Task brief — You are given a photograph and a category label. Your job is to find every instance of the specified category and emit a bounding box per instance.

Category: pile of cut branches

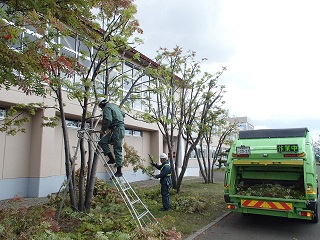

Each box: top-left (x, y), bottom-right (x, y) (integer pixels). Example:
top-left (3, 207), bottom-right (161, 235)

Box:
top-left (236, 183), bottom-right (305, 199)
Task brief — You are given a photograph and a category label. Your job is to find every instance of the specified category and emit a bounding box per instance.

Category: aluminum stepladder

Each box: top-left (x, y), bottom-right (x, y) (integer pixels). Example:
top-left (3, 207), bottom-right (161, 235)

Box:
top-left (78, 128), bottom-right (158, 229)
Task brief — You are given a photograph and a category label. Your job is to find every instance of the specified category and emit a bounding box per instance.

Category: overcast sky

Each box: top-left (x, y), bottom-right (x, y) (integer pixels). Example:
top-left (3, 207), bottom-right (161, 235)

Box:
top-left (133, 0), bottom-right (320, 140)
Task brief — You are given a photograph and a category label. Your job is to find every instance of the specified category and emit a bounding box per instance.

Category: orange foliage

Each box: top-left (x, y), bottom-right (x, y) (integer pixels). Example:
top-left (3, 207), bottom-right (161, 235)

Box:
top-left (2, 33), bottom-right (12, 40)
top-left (39, 55), bottom-right (75, 75)
top-left (1, 28), bottom-right (13, 40)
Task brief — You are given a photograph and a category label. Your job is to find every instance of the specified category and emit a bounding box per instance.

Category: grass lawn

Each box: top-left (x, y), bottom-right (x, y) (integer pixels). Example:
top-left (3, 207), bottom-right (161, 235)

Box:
top-left (0, 177), bottom-right (227, 239)
top-left (135, 179), bottom-right (227, 238)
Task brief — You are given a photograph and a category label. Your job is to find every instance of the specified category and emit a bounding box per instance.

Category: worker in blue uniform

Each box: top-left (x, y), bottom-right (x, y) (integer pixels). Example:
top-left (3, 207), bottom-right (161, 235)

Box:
top-left (151, 153), bottom-right (172, 211)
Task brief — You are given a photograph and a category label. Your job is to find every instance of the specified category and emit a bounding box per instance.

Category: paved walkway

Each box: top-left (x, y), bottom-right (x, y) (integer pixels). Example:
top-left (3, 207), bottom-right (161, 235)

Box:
top-left (131, 176), bottom-right (203, 188)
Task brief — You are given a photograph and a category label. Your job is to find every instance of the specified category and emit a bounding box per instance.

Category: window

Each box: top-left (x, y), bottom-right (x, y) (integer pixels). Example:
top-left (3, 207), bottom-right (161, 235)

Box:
top-left (123, 62), bottom-right (133, 78)
top-left (123, 78), bottom-right (132, 91)
top-left (0, 108), bottom-right (6, 120)
top-left (66, 119), bottom-right (80, 129)
top-left (122, 62), bottom-right (148, 111)
top-left (125, 129), bottom-right (132, 135)
top-left (132, 97), bottom-right (142, 110)
top-left (61, 35), bottom-right (76, 51)
top-left (189, 149), bottom-right (197, 159)
top-left (132, 130), bottom-right (142, 137)
top-left (109, 69), bottom-right (119, 81)
top-left (65, 119), bottom-right (90, 129)
top-left (132, 79), bottom-right (142, 111)
top-left (24, 29), bottom-right (38, 43)
top-left (150, 91), bottom-right (157, 111)
top-left (60, 48), bottom-right (76, 83)
top-left (78, 40), bottom-right (90, 54)
top-left (125, 128), bottom-right (142, 137)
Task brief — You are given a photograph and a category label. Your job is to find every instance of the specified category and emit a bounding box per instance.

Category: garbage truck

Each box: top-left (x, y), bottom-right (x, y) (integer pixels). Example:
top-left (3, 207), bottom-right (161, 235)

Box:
top-left (224, 128), bottom-right (319, 222)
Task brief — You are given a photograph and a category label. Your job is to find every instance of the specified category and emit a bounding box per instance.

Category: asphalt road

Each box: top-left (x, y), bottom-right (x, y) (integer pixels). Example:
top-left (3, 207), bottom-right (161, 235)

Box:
top-left (191, 166), bottom-right (320, 240)
top-left (194, 211), bottom-right (319, 240)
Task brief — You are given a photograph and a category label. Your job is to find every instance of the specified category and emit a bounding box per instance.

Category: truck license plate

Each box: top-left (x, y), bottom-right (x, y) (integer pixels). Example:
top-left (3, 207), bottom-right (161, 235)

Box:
top-left (236, 146), bottom-right (250, 155)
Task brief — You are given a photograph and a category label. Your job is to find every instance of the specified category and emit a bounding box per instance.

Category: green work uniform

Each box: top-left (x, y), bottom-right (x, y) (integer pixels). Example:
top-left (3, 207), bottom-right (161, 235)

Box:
top-left (99, 103), bottom-right (125, 167)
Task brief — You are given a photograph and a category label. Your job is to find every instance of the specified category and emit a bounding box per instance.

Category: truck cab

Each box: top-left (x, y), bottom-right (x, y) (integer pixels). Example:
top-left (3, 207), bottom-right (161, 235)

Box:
top-left (224, 128), bottom-right (319, 222)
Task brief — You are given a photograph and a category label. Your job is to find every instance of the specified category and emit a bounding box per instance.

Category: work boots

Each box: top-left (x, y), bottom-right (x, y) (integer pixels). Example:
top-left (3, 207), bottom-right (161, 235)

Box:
top-left (114, 166), bottom-right (123, 177)
top-left (107, 153), bottom-right (115, 164)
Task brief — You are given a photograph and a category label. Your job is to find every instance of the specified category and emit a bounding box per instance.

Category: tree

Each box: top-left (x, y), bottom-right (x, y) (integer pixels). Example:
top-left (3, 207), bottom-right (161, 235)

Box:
top-left (313, 135), bottom-right (320, 163)
top-left (197, 118), bottom-right (238, 183)
top-left (141, 46), bottom-right (227, 192)
top-left (0, 0), bottom-right (148, 213)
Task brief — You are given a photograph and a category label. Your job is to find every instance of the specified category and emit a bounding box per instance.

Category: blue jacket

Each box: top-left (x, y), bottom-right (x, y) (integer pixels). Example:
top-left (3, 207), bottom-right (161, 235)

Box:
top-left (154, 160), bottom-right (172, 186)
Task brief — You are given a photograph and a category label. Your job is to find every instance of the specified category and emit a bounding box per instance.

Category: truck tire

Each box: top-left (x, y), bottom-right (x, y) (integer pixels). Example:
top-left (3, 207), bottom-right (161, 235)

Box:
top-left (313, 187), bottom-right (319, 223)
top-left (312, 202), bottom-right (319, 223)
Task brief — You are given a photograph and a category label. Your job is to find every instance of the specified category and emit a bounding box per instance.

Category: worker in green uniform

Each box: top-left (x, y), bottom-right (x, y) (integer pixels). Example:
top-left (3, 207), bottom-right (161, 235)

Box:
top-left (97, 97), bottom-right (125, 177)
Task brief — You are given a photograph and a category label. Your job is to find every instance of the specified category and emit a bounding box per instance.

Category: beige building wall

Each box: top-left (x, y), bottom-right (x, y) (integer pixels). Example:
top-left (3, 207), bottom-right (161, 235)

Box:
top-left (0, 132), bottom-right (4, 179)
top-left (3, 120), bottom-right (32, 179)
top-left (0, 87), bottom-right (166, 200)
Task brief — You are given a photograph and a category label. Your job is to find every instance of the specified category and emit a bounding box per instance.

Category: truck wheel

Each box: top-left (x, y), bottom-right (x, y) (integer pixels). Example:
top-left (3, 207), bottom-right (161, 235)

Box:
top-left (313, 187), bottom-right (319, 223)
top-left (312, 202), bottom-right (319, 223)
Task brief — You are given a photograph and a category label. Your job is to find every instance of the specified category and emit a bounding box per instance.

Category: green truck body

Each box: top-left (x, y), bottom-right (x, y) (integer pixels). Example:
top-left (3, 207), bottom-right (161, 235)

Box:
top-left (224, 128), bottom-right (319, 222)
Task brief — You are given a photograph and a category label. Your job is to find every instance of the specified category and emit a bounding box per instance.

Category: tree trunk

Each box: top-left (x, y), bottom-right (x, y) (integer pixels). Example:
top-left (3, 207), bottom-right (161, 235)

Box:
top-left (196, 148), bottom-right (209, 183)
top-left (210, 156), bottom-right (215, 183)
top-left (78, 97), bottom-right (89, 212)
top-left (86, 137), bottom-right (93, 191)
top-left (170, 160), bottom-right (178, 190)
top-left (84, 151), bottom-right (99, 212)
top-left (176, 164), bottom-right (187, 193)
top-left (78, 138), bottom-right (86, 211)
top-left (57, 88), bottom-right (77, 210)
top-left (197, 157), bottom-right (208, 183)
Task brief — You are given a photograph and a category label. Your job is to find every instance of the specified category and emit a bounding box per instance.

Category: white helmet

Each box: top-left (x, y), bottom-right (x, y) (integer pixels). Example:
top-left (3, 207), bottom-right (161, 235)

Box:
top-left (97, 97), bottom-right (107, 107)
top-left (160, 153), bottom-right (168, 159)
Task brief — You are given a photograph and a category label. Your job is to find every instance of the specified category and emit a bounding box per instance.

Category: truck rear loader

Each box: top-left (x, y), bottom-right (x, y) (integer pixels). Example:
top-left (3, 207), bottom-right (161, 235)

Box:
top-left (224, 128), bottom-right (319, 222)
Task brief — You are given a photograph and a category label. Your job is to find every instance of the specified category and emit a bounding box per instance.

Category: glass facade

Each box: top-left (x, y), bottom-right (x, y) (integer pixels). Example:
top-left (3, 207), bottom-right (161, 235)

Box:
top-left (10, 21), bottom-right (158, 114)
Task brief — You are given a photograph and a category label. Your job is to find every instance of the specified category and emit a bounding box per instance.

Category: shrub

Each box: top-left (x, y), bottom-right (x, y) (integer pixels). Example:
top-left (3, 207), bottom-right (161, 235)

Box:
top-left (0, 204), bottom-right (59, 239)
top-left (171, 195), bottom-right (207, 213)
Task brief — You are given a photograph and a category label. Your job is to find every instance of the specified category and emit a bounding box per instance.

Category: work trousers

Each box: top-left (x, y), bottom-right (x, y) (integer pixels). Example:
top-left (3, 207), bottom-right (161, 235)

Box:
top-left (99, 126), bottom-right (125, 167)
top-left (161, 183), bottom-right (170, 210)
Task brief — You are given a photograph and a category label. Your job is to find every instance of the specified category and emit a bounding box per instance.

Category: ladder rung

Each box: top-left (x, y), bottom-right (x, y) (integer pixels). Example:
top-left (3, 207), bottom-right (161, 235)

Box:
top-left (137, 211), bottom-right (149, 220)
top-left (103, 163), bottom-right (114, 168)
top-left (122, 187), bottom-right (131, 192)
top-left (131, 199), bottom-right (140, 205)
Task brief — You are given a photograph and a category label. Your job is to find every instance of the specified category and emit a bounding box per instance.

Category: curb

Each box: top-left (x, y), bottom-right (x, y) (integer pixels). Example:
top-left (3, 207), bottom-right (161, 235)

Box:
top-left (184, 211), bottom-right (231, 240)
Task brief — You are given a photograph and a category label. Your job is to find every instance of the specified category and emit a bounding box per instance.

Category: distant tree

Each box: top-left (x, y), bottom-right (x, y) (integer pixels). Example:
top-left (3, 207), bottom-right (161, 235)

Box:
top-left (141, 46), bottom-right (227, 192)
top-left (197, 112), bottom-right (238, 183)
top-left (313, 135), bottom-right (320, 162)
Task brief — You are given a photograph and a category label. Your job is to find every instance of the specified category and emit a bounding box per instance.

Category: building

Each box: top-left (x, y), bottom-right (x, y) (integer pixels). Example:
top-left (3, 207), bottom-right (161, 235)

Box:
top-left (0, 47), bottom-right (172, 200)
top-left (228, 116), bottom-right (254, 131)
